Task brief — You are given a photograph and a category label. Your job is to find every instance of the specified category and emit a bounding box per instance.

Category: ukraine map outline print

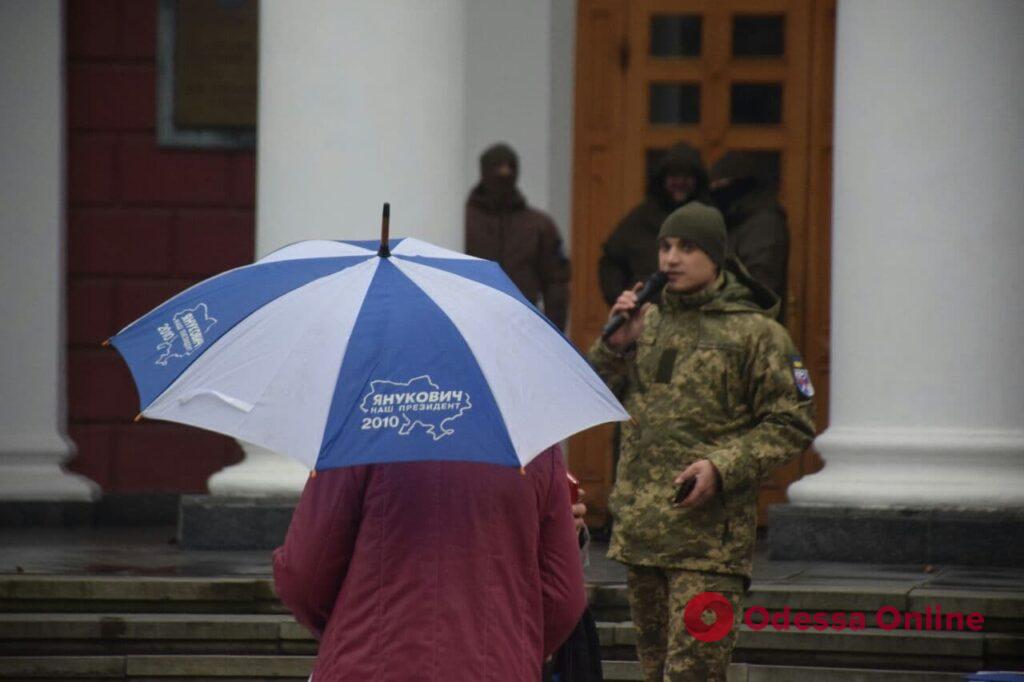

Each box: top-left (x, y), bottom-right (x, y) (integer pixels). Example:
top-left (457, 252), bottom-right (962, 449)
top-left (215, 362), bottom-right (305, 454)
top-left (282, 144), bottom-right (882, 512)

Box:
top-left (359, 375), bottom-right (472, 441)
top-left (155, 303), bottom-right (218, 366)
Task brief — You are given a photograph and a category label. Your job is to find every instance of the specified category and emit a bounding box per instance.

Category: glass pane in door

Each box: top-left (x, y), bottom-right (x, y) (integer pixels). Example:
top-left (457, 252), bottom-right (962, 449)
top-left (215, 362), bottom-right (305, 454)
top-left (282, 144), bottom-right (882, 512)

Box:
top-left (650, 14), bottom-right (702, 57)
top-left (732, 15), bottom-right (785, 57)
top-left (650, 83), bottom-right (701, 124)
top-left (730, 83), bottom-right (782, 124)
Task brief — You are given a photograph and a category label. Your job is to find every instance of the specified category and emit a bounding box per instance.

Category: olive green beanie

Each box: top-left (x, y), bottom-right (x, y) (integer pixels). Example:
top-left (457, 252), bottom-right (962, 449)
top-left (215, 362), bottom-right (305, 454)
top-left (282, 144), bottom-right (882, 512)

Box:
top-left (657, 201), bottom-right (728, 268)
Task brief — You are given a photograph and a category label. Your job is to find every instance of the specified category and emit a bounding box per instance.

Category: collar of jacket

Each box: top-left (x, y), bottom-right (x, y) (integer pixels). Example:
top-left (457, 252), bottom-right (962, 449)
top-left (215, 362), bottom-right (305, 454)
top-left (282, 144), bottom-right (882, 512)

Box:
top-left (660, 272), bottom-right (725, 313)
top-left (467, 183), bottom-right (527, 213)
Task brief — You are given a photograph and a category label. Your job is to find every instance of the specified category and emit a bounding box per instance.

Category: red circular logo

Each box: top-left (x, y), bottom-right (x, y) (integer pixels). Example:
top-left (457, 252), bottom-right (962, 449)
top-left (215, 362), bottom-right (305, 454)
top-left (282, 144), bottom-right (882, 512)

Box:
top-left (684, 591), bottom-right (735, 642)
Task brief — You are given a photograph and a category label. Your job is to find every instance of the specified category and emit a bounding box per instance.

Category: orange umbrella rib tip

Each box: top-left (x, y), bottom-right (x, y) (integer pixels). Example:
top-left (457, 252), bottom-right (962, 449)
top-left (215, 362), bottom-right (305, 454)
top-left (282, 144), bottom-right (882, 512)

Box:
top-left (102, 338), bottom-right (111, 347)
top-left (133, 413), bottom-right (144, 423)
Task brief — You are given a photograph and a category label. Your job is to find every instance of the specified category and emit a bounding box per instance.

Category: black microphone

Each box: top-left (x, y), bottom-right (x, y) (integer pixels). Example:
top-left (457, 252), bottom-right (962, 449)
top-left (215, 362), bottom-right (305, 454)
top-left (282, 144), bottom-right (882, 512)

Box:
top-left (601, 271), bottom-right (668, 340)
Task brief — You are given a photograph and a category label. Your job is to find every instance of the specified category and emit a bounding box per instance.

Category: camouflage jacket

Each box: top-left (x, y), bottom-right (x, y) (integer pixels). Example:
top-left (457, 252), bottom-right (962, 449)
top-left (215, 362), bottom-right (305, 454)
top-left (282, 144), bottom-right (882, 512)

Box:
top-left (588, 258), bottom-right (815, 579)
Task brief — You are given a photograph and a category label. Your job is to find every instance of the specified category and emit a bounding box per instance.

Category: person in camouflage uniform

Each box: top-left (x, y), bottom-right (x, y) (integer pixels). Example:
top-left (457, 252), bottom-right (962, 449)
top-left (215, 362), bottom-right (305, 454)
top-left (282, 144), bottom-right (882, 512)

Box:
top-left (588, 202), bottom-right (815, 681)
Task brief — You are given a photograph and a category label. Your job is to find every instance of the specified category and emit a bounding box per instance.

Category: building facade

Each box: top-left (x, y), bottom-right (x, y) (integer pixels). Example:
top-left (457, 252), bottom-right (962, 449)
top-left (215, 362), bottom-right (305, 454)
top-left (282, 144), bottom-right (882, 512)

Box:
top-left (1, 1), bottom-right (1021, 560)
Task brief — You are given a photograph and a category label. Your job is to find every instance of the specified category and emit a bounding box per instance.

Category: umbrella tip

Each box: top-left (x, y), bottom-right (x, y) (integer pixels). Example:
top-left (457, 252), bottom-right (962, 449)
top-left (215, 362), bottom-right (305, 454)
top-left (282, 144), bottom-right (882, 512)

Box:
top-left (310, 469), bottom-right (317, 478)
top-left (133, 413), bottom-right (143, 423)
top-left (102, 338), bottom-right (111, 347)
top-left (379, 202), bottom-right (391, 258)
top-left (519, 466), bottom-right (526, 476)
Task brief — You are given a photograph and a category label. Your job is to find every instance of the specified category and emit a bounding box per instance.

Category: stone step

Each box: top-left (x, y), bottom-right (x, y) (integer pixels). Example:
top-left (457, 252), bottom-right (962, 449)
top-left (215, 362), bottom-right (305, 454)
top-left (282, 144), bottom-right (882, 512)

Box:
top-left (4, 575), bottom-right (1021, 633)
top-left (0, 654), bottom-right (312, 680)
top-left (0, 577), bottom-right (285, 615)
top-left (598, 621), bottom-right (1023, 672)
top-left (1, 575), bottom-right (1019, 675)
top-left (0, 613), bottom-right (313, 656)
top-left (3, 612), bottom-right (1021, 671)
top-left (0, 656), bottom-right (974, 681)
top-left (604, 660), bottom-right (969, 681)
top-left (588, 582), bottom-right (1024, 633)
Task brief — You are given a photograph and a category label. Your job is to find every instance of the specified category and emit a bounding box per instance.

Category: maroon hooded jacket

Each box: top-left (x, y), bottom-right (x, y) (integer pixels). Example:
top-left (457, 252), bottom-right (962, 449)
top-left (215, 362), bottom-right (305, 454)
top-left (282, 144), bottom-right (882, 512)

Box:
top-left (273, 446), bottom-right (587, 681)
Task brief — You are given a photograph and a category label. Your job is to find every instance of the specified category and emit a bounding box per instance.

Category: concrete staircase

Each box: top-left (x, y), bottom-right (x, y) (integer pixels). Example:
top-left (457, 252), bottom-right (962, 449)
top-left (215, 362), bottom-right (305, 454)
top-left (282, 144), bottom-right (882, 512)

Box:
top-left (590, 581), bottom-right (1023, 680)
top-left (0, 575), bottom-right (1020, 680)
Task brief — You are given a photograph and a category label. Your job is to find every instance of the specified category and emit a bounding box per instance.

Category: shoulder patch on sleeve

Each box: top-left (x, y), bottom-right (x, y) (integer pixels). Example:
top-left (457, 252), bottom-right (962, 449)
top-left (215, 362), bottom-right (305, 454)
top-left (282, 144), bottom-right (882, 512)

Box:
top-left (790, 356), bottom-right (815, 399)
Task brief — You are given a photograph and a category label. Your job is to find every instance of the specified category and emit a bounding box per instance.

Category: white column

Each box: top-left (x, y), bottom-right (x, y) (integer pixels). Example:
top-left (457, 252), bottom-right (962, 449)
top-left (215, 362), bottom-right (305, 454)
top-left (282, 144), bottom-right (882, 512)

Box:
top-left (209, 0), bottom-right (469, 494)
top-left (0, 1), bottom-right (99, 502)
top-left (788, 0), bottom-right (1024, 508)
top-left (461, 0), bottom-right (575, 244)
top-left (547, 0), bottom-right (577, 250)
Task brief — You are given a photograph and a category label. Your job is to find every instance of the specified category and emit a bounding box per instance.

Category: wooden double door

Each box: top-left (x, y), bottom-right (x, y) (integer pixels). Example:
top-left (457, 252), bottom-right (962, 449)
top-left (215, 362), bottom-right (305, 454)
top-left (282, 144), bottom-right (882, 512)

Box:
top-left (569, 0), bottom-right (836, 525)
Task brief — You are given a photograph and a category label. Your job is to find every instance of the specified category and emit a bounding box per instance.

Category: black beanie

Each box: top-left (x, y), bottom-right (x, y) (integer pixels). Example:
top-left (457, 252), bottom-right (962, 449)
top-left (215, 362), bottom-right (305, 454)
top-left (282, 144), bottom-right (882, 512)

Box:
top-left (479, 143), bottom-right (519, 178)
top-left (657, 202), bottom-right (728, 268)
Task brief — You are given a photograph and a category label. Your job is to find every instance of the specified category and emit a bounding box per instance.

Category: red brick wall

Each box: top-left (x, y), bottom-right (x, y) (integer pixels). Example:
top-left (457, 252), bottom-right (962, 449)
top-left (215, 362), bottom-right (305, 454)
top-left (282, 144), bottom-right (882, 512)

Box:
top-left (65, 0), bottom-right (252, 492)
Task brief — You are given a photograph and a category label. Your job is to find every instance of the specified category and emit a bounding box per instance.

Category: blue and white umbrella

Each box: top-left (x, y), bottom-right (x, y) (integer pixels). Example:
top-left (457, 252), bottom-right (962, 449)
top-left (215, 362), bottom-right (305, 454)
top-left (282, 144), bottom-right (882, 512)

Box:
top-left (109, 236), bottom-right (627, 471)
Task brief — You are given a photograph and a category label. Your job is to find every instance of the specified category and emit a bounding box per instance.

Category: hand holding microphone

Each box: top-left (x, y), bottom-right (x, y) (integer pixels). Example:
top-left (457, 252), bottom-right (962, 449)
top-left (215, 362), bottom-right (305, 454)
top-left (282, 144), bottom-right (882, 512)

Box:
top-left (601, 271), bottom-right (667, 350)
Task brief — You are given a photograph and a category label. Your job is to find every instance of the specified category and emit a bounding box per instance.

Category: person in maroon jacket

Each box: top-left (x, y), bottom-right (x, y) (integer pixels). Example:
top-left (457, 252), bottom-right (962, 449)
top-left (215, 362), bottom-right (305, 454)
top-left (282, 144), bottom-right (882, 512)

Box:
top-left (274, 445), bottom-right (587, 681)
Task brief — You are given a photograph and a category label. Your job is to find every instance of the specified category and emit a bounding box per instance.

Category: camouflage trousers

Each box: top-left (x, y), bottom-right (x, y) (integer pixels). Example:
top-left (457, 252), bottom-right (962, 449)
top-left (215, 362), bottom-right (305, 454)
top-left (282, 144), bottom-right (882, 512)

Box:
top-left (625, 565), bottom-right (744, 682)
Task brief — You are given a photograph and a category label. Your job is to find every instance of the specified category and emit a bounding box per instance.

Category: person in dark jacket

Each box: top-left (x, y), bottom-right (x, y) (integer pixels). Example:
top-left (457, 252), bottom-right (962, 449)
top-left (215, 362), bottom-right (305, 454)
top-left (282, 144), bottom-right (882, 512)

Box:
top-left (466, 143), bottom-right (571, 330)
top-left (545, 498), bottom-right (604, 682)
top-left (598, 142), bottom-right (710, 306)
top-left (273, 445), bottom-right (586, 681)
top-left (710, 151), bottom-right (790, 322)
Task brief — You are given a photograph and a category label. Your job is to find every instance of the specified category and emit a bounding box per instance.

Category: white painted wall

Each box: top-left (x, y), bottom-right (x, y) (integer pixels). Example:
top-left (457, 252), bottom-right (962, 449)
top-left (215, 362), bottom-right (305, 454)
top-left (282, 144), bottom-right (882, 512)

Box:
top-left (789, 0), bottom-right (1024, 508)
top-left (547, 0), bottom-right (577, 249)
top-left (257, 0), bottom-right (575, 254)
top-left (256, 0), bottom-right (468, 255)
top-left (0, 1), bottom-right (97, 500)
top-left (463, 0), bottom-right (576, 246)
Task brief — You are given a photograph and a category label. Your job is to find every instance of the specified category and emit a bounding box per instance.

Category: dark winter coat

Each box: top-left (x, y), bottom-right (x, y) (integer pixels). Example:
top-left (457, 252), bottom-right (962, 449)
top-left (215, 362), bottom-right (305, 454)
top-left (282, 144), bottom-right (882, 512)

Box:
top-left (546, 607), bottom-right (604, 681)
top-left (465, 188), bottom-right (571, 331)
top-left (710, 152), bottom-right (790, 321)
top-left (273, 446), bottom-right (587, 681)
top-left (598, 143), bottom-right (710, 306)
top-left (721, 188), bottom-right (789, 322)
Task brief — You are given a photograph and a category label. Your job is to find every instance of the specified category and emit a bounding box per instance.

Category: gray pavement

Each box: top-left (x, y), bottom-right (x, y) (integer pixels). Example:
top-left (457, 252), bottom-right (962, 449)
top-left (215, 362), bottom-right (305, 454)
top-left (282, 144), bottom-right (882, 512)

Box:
top-left (1, 526), bottom-right (1022, 599)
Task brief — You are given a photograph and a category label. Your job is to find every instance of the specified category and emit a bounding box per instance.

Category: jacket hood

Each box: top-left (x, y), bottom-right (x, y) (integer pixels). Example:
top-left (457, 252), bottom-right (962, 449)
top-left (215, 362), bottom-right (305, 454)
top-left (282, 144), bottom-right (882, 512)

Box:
top-left (479, 143), bottom-right (519, 182)
top-left (710, 152), bottom-right (785, 225)
top-left (710, 151), bottom-right (760, 184)
top-left (647, 142), bottom-right (710, 207)
top-left (687, 256), bottom-right (780, 318)
top-left (469, 142), bottom-right (527, 213)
